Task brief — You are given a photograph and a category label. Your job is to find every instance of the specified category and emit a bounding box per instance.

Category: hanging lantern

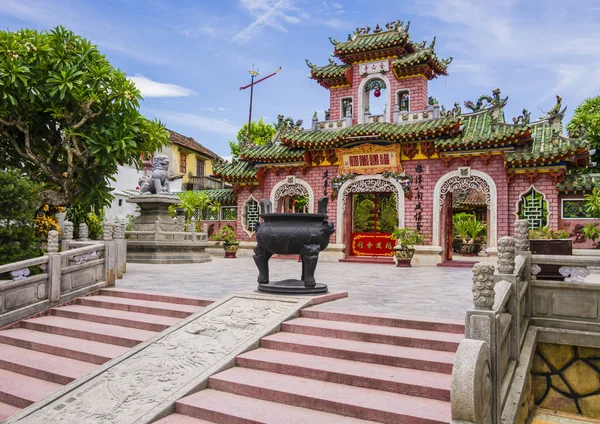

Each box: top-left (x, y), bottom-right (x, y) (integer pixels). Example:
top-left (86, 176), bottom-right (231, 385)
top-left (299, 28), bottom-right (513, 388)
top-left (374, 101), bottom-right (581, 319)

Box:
top-left (374, 89), bottom-right (381, 98)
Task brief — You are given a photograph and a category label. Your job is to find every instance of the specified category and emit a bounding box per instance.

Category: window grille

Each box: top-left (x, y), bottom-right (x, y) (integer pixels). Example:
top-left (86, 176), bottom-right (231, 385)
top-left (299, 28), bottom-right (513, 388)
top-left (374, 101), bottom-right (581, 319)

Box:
top-left (517, 187), bottom-right (548, 229)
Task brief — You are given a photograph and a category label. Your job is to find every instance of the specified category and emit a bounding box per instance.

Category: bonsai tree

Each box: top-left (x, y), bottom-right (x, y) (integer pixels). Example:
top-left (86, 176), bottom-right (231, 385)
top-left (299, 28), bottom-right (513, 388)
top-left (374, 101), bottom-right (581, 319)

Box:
top-left (453, 213), bottom-right (486, 244)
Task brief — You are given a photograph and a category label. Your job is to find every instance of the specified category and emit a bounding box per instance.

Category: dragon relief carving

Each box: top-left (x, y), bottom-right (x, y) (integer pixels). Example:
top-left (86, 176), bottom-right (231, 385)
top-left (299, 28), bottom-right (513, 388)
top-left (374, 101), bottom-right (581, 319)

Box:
top-left (22, 297), bottom-right (303, 424)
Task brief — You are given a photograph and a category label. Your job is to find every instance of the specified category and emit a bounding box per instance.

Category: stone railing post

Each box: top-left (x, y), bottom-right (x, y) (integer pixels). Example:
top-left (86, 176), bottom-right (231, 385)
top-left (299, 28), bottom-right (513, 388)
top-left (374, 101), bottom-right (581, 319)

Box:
top-left (47, 230), bottom-right (62, 303)
top-left (176, 208), bottom-right (185, 233)
top-left (432, 103), bottom-right (441, 119)
top-left (497, 237), bottom-right (516, 275)
top-left (364, 108), bottom-right (371, 123)
top-left (112, 219), bottom-right (126, 278)
top-left (514, 219), bottom-right (529, 252)
top-left (78, 223), bottom-right (89, 241)
top-left (311, 111), bottom-right (318, 131)
top-left (466, 263), bottom-right (499, 422)
top-left (451, 339), bottom-right (493, 423)
top-left (62, 220), bottom-right (74, 251)
top-left (103, 220), bottom-right (116, 286)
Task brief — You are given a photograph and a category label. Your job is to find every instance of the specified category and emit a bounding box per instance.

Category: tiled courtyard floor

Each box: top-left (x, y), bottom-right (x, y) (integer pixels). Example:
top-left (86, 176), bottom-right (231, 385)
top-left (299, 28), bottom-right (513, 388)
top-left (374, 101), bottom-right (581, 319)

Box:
top-left (118, 258), bottom-right (475, 319)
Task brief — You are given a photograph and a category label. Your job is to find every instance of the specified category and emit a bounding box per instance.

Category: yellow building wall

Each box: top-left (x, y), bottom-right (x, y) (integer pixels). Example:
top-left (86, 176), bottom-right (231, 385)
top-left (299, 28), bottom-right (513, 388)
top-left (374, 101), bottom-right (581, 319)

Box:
top-left (170, 144), bottom-right (213, 184)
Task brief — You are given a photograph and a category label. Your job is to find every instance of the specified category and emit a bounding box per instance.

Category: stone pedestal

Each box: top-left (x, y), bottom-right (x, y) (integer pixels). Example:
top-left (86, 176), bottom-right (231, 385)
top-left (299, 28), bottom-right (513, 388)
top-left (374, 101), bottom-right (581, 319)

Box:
top-left (127, 194), bottom-right (180, 238)
top-left (126, 194), bottom-right (211, 264)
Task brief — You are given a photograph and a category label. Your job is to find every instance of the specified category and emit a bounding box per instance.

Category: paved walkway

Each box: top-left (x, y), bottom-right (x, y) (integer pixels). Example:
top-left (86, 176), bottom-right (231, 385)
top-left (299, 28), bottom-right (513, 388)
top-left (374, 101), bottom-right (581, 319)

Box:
top-left (118, 258), bottom-right (475, 319)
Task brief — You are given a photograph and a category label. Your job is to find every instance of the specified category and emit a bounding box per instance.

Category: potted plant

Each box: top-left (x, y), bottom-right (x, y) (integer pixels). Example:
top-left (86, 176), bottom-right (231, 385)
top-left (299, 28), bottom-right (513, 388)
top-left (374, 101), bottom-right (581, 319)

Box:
top-left (211, 226), bottom-right (239, 258)
top-left (453, 213), bottom-right (487, 256)
top-left (391, 227), bottom-right (426, 267)
top-left (529, 226), bottom-right (572, 280)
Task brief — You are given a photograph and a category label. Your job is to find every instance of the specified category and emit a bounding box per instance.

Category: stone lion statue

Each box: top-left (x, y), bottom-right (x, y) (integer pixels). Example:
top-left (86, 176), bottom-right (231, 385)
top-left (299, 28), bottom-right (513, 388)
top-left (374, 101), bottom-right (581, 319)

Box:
top-left (139, 154), bottom-right (170, 194)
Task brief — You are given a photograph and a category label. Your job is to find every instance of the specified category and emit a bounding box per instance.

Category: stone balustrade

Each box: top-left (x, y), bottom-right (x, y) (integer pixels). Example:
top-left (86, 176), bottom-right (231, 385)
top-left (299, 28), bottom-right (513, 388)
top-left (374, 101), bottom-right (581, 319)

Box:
top-left (0, 226), bottom-right (125, 328)
top-left (313, 118), bottom-right (350, 131)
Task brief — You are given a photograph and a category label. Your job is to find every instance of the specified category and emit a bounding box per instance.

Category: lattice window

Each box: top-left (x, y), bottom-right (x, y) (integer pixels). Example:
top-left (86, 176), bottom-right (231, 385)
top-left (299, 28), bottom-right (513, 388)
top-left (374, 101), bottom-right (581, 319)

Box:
top-left (201, 208), bottom-right (219, 221)
top-left (518, 187), bottom-right (548, 229)
top-left (179, 153), bottom-right (187, 173)
top-left (221, 206), bottom-right (238, 221)
top-left (242, 197), bottom-right (260, 236)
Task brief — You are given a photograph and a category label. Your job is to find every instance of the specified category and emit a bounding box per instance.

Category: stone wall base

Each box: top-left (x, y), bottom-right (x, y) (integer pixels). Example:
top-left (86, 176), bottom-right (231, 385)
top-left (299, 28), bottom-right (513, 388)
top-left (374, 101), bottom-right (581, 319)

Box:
top-left (127, 241), bottom-right (212, 264)
top-left (412, 245), bottom-right (443, 266)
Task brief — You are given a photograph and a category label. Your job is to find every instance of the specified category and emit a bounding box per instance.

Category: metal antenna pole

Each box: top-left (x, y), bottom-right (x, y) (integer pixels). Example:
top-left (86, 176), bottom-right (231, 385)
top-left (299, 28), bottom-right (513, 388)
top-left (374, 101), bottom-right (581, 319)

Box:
top-left (240, 66), bottom-right (282, 144)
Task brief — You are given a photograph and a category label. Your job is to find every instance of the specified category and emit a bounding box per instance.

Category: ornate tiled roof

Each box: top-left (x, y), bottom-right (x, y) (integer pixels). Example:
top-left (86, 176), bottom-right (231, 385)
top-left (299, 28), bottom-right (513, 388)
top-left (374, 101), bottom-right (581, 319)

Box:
top-left (202, 188), bottom-right (237, 204)
top-left (391, 44), bottom-right (451, 80)
top-left (279, 117), bottom-right (461, 149)
top-left (239, 143), bottom-right (305, 163)
top-left (505, 116), bottom-right (589, 167)
top-left (557, 173), bottom-right (600, 193)
top-left (212, 160), bottom-right (257, 182)
top-left (305, 60), bottom-right (352, 89)
top-left (436, 110), bottom-right (530, 150)
top-left (331, 23), bottom-right (412, 63)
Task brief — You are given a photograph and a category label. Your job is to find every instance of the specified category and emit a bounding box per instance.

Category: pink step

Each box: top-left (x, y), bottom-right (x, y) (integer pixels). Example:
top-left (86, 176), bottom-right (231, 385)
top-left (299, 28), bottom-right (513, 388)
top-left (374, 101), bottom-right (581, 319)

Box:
top-left (21, 316), bottom-right (157, 348)
top-left (0, 401), bottom-right (20, 421)
top-left (282, 318), bottom-right (462, 352)
top-left (100, 288), bottom-right (216, 307)
top-left (78, 295), bottom-right (201, 318)
top-left (209, 367), bottom-right (451, 423)
top-left (0, 369), bottom-right (61, 408)
top-left (154, 414), bottom-right (218, 423)
top-left (0, 328), bottom-right (129, 365)
top-left (301, 308), bottom-right (465, 334)
top-left (52, 304), bottom-right (181, 332)
top-left (261, 332), bottom-right (455, 374)
top-left (175, 389), bottom-right (377, 423)
top-left (0, 344), bottom-right (96, 385)
top-left (236, 348), bottom-right (451, 401)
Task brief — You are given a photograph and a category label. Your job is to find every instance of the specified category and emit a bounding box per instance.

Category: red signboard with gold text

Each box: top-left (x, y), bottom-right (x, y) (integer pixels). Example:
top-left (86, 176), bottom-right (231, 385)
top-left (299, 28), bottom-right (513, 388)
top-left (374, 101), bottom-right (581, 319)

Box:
top-left (336, 144), bottom-right (402, 175)
top-left (351, 233), bottom-right (394, 256)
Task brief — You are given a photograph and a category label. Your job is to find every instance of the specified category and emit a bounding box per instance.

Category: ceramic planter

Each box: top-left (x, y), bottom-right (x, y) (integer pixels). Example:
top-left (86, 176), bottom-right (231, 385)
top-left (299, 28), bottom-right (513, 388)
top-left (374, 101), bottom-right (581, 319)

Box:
top-left (394, 246), bottom-right (415, 267)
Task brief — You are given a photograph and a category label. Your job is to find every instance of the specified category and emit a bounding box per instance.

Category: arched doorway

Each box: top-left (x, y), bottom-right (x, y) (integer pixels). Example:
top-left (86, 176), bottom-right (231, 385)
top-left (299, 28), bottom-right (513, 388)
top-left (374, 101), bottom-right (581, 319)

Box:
top-left (270, 177), bottom-right (314, 213)
top-left (432, 168), bottom-right (497, 261)
top-left (336, 175), bottom-right (405, 256)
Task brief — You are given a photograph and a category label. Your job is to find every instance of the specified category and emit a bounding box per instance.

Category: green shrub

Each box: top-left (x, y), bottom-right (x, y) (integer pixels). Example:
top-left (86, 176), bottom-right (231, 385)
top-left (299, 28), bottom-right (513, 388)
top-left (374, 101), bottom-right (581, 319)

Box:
top-left (529, 227), bottom-right (570, 239)
top-left (0, 169), bottom-right (42, 265)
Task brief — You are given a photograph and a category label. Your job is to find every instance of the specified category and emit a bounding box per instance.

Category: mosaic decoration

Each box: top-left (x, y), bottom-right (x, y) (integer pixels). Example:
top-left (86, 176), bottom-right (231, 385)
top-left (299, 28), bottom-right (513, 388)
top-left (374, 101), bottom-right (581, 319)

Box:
top-left (242, 197), bottom-right (260, 236)
top-left (438, 174), bottom-right (491, 208)
top-left (518, 187), bottom-right (548, 229)
top-left (336, 143), bottom-right (402, 176)
top-left (273, 183), bottom-right (309, 213)
top-left (563, 199), bottom-right (593, 219)
top-left (532, 343), bottom-right (600, 418)
top-left (364, 79), bottom-right (387, 92)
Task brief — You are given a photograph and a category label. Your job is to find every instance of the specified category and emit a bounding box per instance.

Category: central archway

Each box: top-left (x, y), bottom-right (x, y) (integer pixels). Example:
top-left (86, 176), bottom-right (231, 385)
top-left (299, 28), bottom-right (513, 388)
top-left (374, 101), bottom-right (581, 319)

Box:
top-left (432, 169), bottom-right (497, 248)
top-left (335, 175), bottom-right (405, 244)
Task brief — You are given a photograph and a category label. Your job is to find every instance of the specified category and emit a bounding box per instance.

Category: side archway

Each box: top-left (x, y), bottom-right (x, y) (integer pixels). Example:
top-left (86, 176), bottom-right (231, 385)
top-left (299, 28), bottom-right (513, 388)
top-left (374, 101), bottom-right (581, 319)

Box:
top-left (432, 169), bottom-right (498, 247)
top-left (270, 177), bottom-right (315, 213)
top-left (335, 175), bottom-right (405, 244)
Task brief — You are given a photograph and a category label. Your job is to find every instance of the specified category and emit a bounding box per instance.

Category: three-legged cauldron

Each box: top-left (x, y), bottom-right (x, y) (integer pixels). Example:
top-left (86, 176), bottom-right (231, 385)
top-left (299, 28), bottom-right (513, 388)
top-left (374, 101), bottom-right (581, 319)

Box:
top-left (254, 198), bottom-right (334, 294)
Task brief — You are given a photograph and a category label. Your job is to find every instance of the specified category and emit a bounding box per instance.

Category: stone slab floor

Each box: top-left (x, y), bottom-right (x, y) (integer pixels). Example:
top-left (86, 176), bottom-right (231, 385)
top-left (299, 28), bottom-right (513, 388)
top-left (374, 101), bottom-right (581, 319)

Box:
top-left (118, 258), bottom-right (600, 320)
top-left (119, 258), bottom-right (476, 319)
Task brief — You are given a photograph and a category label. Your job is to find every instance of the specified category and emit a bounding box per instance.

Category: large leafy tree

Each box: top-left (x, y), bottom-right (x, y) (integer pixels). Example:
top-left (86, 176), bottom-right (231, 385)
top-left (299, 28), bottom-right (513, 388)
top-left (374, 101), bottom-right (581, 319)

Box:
top-left (228, 117), bottom-right (275, 159)
top-left (0, 26), bottom-right (169, 210)
top-left (567, 96), bottom-right (600, 173)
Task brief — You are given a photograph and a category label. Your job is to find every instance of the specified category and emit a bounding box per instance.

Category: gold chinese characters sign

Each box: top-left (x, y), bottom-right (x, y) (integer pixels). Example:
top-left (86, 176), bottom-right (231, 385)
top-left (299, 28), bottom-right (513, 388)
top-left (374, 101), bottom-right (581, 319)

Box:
top-left (335, 144), bottom-right (402, 175)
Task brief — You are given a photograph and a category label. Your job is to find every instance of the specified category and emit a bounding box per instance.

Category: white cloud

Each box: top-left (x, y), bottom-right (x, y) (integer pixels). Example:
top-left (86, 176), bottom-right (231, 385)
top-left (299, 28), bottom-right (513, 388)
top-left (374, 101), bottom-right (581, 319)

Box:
top-left (221, 155), bottom-right (233, 163)
top-left (202, 107), bottom-right (232, 112)
top-left (128, 75), bottom-right (196, 98)
top-left (233, 0), bottom-right (309, 43)
top-left (164, 113), bottom-right (239, 137)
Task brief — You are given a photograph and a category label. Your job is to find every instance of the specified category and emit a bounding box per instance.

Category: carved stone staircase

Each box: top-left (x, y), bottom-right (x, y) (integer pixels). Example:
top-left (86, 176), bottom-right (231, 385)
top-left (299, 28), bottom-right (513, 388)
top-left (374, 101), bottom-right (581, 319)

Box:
top-left (0, 288), bottom-right (214, 421)
top-left (157, 307), bottom-right (465, 423)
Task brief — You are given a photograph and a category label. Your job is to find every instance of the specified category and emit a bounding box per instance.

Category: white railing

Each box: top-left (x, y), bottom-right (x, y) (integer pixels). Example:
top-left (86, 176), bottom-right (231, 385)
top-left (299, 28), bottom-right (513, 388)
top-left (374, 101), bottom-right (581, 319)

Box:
top-left (314, 118), bottom-right (349, 132)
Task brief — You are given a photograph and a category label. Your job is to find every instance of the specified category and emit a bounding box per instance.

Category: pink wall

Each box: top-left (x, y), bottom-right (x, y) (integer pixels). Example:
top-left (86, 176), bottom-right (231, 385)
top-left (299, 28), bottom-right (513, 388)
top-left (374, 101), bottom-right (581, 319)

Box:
top-left (507, 173), bottom-right (559, 235)
top-left (328, 60), bottom-right (429, 122)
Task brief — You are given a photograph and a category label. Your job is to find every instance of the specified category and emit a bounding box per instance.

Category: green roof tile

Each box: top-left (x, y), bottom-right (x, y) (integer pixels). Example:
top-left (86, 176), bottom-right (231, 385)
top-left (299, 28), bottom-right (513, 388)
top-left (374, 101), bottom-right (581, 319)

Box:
top-left (202, 188), bottom-right (237, 204)
top-left (213, 161), bottom-right (257, 182)
top-left (557, 173), bottom-right (600, 193)
top-left (334, 29), bottom-right (409, 60)
top-left (240, 143), bottom-right (306, 162)
top-left (279, 117), bottom-right (460, 149)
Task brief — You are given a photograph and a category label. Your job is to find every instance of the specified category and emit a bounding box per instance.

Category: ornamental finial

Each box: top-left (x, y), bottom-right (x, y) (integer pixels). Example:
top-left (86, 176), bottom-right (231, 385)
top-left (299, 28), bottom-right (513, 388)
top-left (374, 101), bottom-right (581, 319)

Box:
top-left (497, 237), bottom-right (516, 274)
top-left (328, 36), bottom-right (339, 46)
top-left (514, 219), bottom-right (530, 251)
top-left (47, 230), bottom-right (59, 253)
top-left (305, 59), bottom-right (316, 70)
top-left (430, 36), bottom-right (436, 49)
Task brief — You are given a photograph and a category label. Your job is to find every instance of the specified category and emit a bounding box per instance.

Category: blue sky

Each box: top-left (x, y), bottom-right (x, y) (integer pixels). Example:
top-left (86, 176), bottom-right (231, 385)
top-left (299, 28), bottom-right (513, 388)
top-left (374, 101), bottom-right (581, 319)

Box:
top-left (2, 0), bottom-right (599, 160)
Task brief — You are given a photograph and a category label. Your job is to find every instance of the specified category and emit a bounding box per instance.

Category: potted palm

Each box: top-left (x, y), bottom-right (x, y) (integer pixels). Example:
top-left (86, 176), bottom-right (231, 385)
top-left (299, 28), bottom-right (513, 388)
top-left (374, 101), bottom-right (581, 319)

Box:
top-left (453, 214), bottom-right (487, 256)
top-left (391, 227), bottom-right (426, 267)
top-left (211, 226), bottom-right (239, 258)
